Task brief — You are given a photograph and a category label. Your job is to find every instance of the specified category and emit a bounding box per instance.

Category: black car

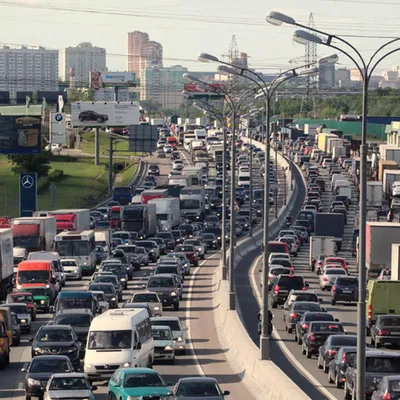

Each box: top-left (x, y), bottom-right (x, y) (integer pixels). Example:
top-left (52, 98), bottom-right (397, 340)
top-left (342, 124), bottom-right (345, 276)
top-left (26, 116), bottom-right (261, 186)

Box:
top-left (155, 232), bottom-right (176, 251)
top-left (283, 302), bottom-right (324, 333)
top-left (271, 275), bottom-right (308, 308)
top-left (301, 321), bottom-right (345, 359)
top-left (29, 325), bottom-right (81, 370)
top-left (152, 237), bottom-right (167, 255)
top-left (146, 274), bottom-right (181, 311)
top-left (78, 110), bottom-right (108, 123)
top-left (295, 311), bottom-right (338, 344)
top-left (371, 375), bottom-right (400, 400)
top-left (200, 233), bottom-right (219, 249)
top-left (317, 334), bottom-right (357, 373)
top-left (148, 164), bottom-right (160, 176)
top-left (371, 315), bottom-right (400, 349)
top-left (331, 275), bottom-right (358, 305)
top-left (204, 227), bottom-right (222, 246)
top-left (23, 355), bottom-right (74, 399)
top-left (88, 283), bottom-right (118, 308)
top-left (171, 230), bottom-right (186, 245)
top-left (327, 346), bottom-right (357, 388)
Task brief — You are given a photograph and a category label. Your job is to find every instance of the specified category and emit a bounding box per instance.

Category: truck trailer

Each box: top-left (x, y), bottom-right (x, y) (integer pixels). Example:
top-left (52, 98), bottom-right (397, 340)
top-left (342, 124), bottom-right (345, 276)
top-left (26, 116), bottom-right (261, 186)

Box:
top-left (315, 213), bottom-right (345, 251)
top-left (0, 228), bottom-right (14, 300)
top-left (309, 236), bottom-right (336, 271)
top-left (120, 204), bottom-right (157, 238)
top-left (33, 209), bottom-right (90, 232)
top-left (148, 198), bottom-right (181, 231)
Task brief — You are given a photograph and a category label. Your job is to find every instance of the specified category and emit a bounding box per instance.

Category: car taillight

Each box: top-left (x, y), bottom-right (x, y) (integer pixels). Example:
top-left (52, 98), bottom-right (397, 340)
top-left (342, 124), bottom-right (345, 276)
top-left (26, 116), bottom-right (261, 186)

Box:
top-left (383, 392), bottom-right (391, 400)
top-left (302, 323), bottom-right (309, 330)
top-left (378, 329), bottom-right (389, 336)
top-left (274, 285), bottom-right (280, 294)
top-left (323, 277), bottom-right (328, 281)
top-left (368, 305), bottom-right (373, 320)
top-left (328, 349), bottom-right (337, 356)
top-left (342, 354), bottom-right (347, 363)
top-left (309, 333), bottom-right (315, 342)
top-left (290, 312), bottom-right (297, 319)
top-left (332, 285), bottom-right (337, 292)
top-left (302, 287), bottom-right (307, 291)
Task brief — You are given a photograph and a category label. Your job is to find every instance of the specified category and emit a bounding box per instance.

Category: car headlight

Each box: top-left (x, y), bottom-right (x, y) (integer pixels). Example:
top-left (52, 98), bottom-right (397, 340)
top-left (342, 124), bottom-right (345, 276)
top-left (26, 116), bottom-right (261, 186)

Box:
top-left (111, 297), bottom-right (116, 301)
top-left (154, 306), bottom-right (160, 311)
top-left (120, 278), bottom-right (126, 281)
top-left (165, 345), bottom-right (173, 351)
top-left (66, 347), bottom-right (78, 353)
top-left (171, 292), bottom-right (177, 297)
top-left (34, 347), bottom-right (45, 354)
top-left (45, 284), bottom-right (50, 289)
top-left (84, 364), bottom-right (93, 370)
top-left (213, 240), bottom-right (217, 244)
top-left (122, 362), bottom-right (132, 367)
top-left (40, 300), bottom-right (45, 304)
top-left (17, 284), bottom-right (22, 290)
top-left (177, 336), bottom-right (183, 342)
top-left (20, 319), bottom-right (26, 323)
top-left (27, 378), bottom-right (41, 386)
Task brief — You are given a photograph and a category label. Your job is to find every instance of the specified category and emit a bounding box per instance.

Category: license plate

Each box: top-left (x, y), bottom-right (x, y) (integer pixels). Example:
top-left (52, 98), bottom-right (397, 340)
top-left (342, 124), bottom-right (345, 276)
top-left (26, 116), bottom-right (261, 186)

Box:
top-left (162, 299), bottom-right (167, 303)
top-left (155, 353), bottom-right (161, 357)
top-left (391, 332), bottom-right (400, 335)
top-left (342, 290), bottom-right (352, 293)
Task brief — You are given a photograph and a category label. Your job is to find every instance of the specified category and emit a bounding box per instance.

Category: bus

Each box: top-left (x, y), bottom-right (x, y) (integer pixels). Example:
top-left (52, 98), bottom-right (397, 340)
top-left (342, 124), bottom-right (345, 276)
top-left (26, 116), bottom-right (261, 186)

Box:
top-left (113, 186), bottom-right (132, 206)
top-left (54, 230), bottom-right (96, 274)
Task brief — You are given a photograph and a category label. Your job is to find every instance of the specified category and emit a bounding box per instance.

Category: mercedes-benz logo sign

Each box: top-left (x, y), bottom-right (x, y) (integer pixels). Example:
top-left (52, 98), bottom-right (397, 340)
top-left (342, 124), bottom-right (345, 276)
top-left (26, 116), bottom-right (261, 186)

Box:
top-left (55, 113), bottom-right (63, 122)
top-left (104, 365), bottom-right (109, 369)
top-left (21, 175), bottom-right (35, 189)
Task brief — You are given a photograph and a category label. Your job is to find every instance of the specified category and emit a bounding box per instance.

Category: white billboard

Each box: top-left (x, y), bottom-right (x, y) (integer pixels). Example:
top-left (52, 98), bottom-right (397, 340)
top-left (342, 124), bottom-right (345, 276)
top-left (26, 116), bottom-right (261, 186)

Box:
top-left (71, 101), bottom-right (140, 127)
top-left (50, 112), bottom-right (67, 144)
top-left (90, 71), bottom-right (136, 89)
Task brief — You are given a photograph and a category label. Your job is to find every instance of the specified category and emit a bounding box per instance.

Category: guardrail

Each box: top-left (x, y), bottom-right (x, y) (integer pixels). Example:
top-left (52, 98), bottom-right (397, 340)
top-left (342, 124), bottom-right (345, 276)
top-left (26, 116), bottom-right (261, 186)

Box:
top-left (212, 138), bottom-right (310, 400)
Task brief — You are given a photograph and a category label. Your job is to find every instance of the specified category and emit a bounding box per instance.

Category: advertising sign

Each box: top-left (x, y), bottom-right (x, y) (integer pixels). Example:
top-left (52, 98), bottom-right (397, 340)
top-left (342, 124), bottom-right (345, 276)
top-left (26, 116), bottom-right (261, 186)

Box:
top-left (19, 173), bottom-right (37, 217)
top-left (0, 115), bottom-right (42, 154)
top-left (50, 112), bottom-right (67, 144)
top-left (90, 71), bottom-right (136, 89)
top-left (71, 101), bottom-right (140, 127)
top-left (183, 83), bottom-right (226, 93)
top-left (128, 125), bottom-right (158, 152)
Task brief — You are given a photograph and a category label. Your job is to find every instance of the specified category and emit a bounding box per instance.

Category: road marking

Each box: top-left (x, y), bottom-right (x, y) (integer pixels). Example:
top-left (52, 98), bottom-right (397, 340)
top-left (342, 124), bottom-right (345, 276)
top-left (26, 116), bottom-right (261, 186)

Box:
top-left (249, 251), bottom-right (339, 400)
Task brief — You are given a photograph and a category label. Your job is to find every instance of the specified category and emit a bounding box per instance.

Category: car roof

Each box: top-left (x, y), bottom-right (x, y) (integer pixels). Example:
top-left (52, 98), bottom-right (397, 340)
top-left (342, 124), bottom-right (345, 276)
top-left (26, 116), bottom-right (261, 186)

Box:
top-left (58, 291), bottom-right (94, 298)
top-left (178, 377), bottom-right (218, 383)
top-left (39, 324), bottom-right (73, 331)
top-left (50, 372), bottom-right (87, 378)
top-left (289, 290), bottom-right (317, 295)
top-left (4, 303), bottom-right (28, 307)
top-left (151, 316), bottom-right (180, 322)
top-left (55, 308), bottom-right (93, 316)
top-left (32, 355), bottom-right (71, 361)
top-left (149, 274), bottom-right (176, 278)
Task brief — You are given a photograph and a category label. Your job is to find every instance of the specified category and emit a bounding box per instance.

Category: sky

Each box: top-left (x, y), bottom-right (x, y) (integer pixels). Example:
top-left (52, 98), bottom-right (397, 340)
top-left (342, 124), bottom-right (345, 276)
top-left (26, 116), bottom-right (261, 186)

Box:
top-left (1, 0), bottom-right (400, 75)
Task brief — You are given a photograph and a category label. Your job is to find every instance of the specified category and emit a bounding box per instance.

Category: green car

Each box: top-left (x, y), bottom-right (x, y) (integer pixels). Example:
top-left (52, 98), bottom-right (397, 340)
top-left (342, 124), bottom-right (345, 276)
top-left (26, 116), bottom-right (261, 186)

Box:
top-left (108, 367), bottom-right (172, 400)
top-left (28, 286), bottom-right (51, 313)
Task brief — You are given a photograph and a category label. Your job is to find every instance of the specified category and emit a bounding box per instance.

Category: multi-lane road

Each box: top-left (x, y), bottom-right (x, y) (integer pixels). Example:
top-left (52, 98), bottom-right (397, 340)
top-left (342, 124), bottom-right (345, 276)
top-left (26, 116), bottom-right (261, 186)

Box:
top-left (2, 146), bottom-right (287, 400)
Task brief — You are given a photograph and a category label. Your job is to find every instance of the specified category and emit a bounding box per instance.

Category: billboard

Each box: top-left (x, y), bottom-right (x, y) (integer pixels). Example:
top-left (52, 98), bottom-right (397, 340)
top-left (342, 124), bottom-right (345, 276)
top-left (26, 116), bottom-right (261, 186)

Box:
top-left (50, 112), bottom-right (67, 145)
top-left (128, 125), bottom-right (158, 152)
top-left (71, 101), bottom-right (140, 127)
top-left (183, 83), bottom-right (226, 93)
top-left (0, 116), bottom-right (42, 154)
top-left (90, 71), bottom-right (136, 89)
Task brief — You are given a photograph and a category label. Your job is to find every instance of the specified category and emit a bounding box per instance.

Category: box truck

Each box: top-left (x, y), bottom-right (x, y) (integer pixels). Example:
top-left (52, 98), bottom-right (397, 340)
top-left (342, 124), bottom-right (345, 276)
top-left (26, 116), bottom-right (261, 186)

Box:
top-left (315, 213), bottom-right (345, 251)
top-left (378, 160), bottom-right (398, 182)
top-left (33, 209), bottom-right (90, 232)
top-left (180, 186), bottom-right (206, 221)
top-left (94, 230), bottom-right (113, 254)
top-left (140, 189), bottom-right (168, 205)
top-left (366, 181), bottom-right (383, 208)
top-left (0, 229), bottom-right (14, 300)
top-left (148, 198), bottom-right (181, 231)
top-left (309, 236), bottom-right (336, 271)
top-left (383, 170), bottom-right (400, 195)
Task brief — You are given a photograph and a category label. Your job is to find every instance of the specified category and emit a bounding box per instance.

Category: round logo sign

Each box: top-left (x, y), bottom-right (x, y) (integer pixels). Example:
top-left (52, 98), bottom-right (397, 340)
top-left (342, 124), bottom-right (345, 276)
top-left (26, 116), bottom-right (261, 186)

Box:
top-left (55, 113), bottom-right (63, 122)
top-left (21, 175), bottom-right (35, 189)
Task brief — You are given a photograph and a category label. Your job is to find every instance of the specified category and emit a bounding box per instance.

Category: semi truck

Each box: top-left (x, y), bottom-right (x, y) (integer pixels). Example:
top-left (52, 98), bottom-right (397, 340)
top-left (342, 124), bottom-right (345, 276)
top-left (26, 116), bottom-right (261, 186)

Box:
top-left (0, 228), bottom-right (14, 300)
top-left (332, 146), bottom-right (346, 161)
top-left (148, 198), bottom-right (181, 231)
top-left (120, 204), bottom-right (157, 238)
top-left (33, 209), bottom-right (90, 232)
top-left (11, 217), bottom-right (57, 253)
top-left (309, 236), bottom-right (336, 271)
top-left (155, 185), bottom-right (183, 198)
top-left (315, 213), bottom-right (345, 251)
top-left (318, 133), bottom-right (338, 152)
top-left (179, 186), bottom-right (206, 221)
top-left (366, 222), bottom-right (400, 271)
top-left (140, 189), bottom-right (168, 205)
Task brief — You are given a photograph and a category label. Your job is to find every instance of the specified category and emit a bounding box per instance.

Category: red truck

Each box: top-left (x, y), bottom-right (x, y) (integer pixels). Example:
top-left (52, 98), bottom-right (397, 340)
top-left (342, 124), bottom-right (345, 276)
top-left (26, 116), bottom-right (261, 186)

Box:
top-left (141, 189), bottom-right (168, 205)
top-left (110, 206), bottom-right (121, 229)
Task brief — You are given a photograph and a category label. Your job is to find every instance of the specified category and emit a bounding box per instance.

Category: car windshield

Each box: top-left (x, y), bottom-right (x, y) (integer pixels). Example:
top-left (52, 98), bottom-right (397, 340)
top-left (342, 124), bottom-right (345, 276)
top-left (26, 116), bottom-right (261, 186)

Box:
top-left (49, 377), bottom-right (90, 390)
top-left (379, 317), bottom-right (400, 326)
top-left (366, 357), bottom-right (400, 373)
top-left (177, 381), bottom-right (221, 396)
top-left (156, 233), bottom-right (172, 239)
top-left (325, 269), bottom-right (346, 275)
top-left (305, 313), bottom-right (334, 322)
top-left (278, 276), bottom-right (304, 289)
top-left (88, 330), bottom-right (132, 349)
top-left (151, 328), bottom-right (172, 340)
top-left (37, 329), bottom-right (74, 342)
top-left (89, 285), bottom-right (115, 294)
top-left (151, 319), bottom-right (181, 331)
top-left (59, 297), bottom-right (92, 310)
top-left (18, 270), bottom-right (48, 283)
top-left (61, 261), bottom-right (77, 267)
top-left (155, 267), bottom-right (178, 275)
top-left (124, 373), bottom-right (166, 388)
top-left (133, 294), bottom-right (158, 302)
top-left (29, 288), bottom-right (47, 297)
top-left (175, 246), bottom-right (194, 252)
top-left (8, 305), bottom-right (29, 314)
top-left (337, 277), bottom-right (357, 286)
top-left (30, 358), bottom-right (71, 373)
top-left (202, 234), bottom-right (216, 240)
top-left (147, 278), bottom-right (174, 288)
top-left (55, 315), bottom-right (91, 327)
top-left (331, 336), bottom-right (357, 346)
top-left (291, 294), bottom-right (318, 303)
top-left (311, 323), bottom-right (344, 333)
top-left (293, 303), bottom-right (320, 311)
top-left (94, 276), bottom-right (118, 284)
top-left (169, 253), bottom-right (187, 261)
top-left (8, 294), bottom-right (33, 303)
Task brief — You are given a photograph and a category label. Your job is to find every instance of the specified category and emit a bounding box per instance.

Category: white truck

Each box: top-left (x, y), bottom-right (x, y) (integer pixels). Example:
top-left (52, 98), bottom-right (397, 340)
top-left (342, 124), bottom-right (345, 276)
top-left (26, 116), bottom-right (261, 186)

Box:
top-left (327, 138), bottom-right (344, 155)
top-left (148, 198), bottom-right (181, 231)
top-left (194, 129), bottom-right (207, 140)
top-left (180, 186), bottom-right (206, 221)
top-left (332, 146), bottom-right (346, 161)
top-left (383, 170), bottom-right (400, 195)
top-left (366, 181), bottom-right (383, 208)
top-left (151, 118), bottom-right (164, 126)
top-left (182, 166), bottom-right (203, 185)
top-left (94, 230), bottom-right (113, 254)
top-left (0, 228), bottom-right (14, 300)
top-left (11, 217), bottom-right (57, 253)
top-left (309, 236), bottom-right (336, 272)
top-left (33, 209), bottom-right (90, 232)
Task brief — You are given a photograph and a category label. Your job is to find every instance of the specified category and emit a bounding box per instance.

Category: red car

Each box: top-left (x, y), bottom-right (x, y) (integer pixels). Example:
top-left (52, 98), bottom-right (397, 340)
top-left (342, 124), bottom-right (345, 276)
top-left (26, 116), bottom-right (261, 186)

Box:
top-left (6, 291), bottom-right (37, 321)
top-left (174, 244), bottom-right (199, 267)
top-left (324, 257), bottom-right (348, 270)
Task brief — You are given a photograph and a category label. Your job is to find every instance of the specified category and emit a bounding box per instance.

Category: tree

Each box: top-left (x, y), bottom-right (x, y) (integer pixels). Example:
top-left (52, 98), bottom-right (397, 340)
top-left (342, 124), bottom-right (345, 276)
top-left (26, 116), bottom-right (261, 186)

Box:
top-left (7, 152), bottom-right (52, 178)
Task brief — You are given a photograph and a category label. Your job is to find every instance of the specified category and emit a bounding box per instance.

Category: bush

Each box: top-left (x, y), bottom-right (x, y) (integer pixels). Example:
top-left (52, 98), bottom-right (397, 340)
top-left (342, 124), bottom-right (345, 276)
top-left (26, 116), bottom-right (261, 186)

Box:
top-left (38, 169), bottom-right (65, 194)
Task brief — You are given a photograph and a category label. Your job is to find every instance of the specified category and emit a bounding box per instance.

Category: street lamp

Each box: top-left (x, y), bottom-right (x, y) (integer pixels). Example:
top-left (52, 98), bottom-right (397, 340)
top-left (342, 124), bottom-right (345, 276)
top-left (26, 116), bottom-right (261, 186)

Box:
top-left (267, 10), bottom-right (400, 398)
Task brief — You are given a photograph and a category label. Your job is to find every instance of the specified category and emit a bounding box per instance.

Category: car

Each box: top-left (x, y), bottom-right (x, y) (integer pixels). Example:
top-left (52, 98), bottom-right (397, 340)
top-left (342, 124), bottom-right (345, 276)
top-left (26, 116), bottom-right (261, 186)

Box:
top-left (156, 149), bottom-right (166, 158)
top-left (267, 266), bottom-right (292, 288)
top-left (151, 325), bottom-right (175, 364)
top-left (6, 291), bottom-right (37, 321)
top-left (95, 245), bottom-right (108, 263)
top-left (45, 143), bottom-right (63, 153)
top-left (171, 151), bottom-right (180, 160)
top-left (60, 258), bottom-right (82, 280)
top-left (168, 170), bottom-right (182, 179)
top-left (78, 110), bottom-right (108, 123)
top-left (44, 372), bottom-right (97, 400)
top-left (295, 311), bottom-right (338, 344)
top-left (371, 375), bottom-right (400, 400)
top-left (137, 240), bottom-right (160, 262)
top-left (283, 301), bottom-right (325, 333)
top-left (148, 164), bottom-right (160, 176)
top-left (377, 268), bottom-right (391, 281)
top-left (301, 321), bottom-right (345, 359)
top-left (168, 253), bottom-right (191, 275)
top-left (90, 291), bottom-right (109, 314)
top-left (279, 235), bottom-right (299, 256)
top-left (172, 160), bottom-right (184, 170)
top-left (331, 275), bottom-right (358, 305)
top-left (319, 268), bottom-right (348, 291)
top-left (131, 291), bottom-right (163, 317)
top-left (152, 237), bottom-right (167, 255)
top-left (172, 377), bottom-right (230, 399)
top-left (122, 302), bottom-right (154, 317)
top-left (327, 346), bottom-right (358, 388)
top-left (22, 356), bottom-right (74, 400)
top-left (371, 315), bottom-right (400, 349)
top-left (155, 232), bottom-right (176, 251)
top-left (174, 244), bottom-right (199, 267)
top-left (108, 367), bottom-right (172, 399)
top-left (29, 325), bottom-right (81, 370)
top-left (200, 232), bottom-right (219, 250)
top-left (204, 215), bottom-right (220, 228)
top-left (27, 286), bottom-right (51, 313)
top-left (151, 316), bottom-right (186, 354)
top-left (93, 274), bottom-right (124, 298)
top-left (184, 238), bottom-right (207, 259)
top-left (3, 303), bottom-right (31, 333)
top-left (146, 274), bottom-right (181, 311)
top-left (271, 275), bottom-right (309, 308)
top-left (88, 282), bottom-right (118, 308)
top-left (116, 245), bottom-right (141, 272)
top-left (317, 335), bottom-right (357, 373)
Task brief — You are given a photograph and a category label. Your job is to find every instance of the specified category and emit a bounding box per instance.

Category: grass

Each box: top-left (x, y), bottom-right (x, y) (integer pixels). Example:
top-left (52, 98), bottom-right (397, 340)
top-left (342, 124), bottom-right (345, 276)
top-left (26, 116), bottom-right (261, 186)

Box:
top-left (0, 155), bottom-right (139, 217)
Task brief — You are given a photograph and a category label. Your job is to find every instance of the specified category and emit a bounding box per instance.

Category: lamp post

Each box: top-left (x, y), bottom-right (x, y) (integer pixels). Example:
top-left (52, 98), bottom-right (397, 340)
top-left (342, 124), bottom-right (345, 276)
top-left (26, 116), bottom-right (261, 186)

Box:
top-left (200, 52), bottom-right (318, 360)
top-left (267, 10), bottom-right (400, 398)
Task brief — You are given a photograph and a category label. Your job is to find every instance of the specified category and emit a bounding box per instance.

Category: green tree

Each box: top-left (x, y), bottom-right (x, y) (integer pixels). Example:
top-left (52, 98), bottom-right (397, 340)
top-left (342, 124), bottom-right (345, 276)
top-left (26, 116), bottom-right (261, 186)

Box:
top-left (7, 152), bottom-right (52, 178)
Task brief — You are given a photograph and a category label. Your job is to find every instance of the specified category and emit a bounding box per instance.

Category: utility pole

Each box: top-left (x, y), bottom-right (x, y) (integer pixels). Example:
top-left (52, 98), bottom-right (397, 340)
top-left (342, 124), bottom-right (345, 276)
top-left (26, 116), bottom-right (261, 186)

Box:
top-left (108, 136), bottom-right (114, 195)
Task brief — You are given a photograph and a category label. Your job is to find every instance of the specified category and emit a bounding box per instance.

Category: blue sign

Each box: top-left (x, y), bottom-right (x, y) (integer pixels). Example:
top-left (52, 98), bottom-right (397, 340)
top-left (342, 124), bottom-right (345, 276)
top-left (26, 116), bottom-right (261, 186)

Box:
top-left (19, 173), bottom-right (37, 217)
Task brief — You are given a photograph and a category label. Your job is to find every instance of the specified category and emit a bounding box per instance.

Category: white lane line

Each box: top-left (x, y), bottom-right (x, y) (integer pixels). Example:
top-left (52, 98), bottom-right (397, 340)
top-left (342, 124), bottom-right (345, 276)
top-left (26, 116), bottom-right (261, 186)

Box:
top-left (185, 252), bottom-right (221, 376)
top-left (179, 151), bottom-right (190, 165)
top-left (248, 256), bottom-right (338, 400)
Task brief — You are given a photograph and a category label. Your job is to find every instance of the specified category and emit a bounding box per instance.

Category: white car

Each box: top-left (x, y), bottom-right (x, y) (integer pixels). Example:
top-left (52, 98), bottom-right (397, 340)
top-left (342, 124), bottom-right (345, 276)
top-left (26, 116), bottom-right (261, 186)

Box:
top-left (45, 143), bottom-right (63, 153)
top-left (44, 373), bottom-right (95, 400)
top-left (131, 291), bottom-right (163, 316)
top-left (60, 259), bottom-right (82, 280)
top-left (164, 145), bottom-right (173, 154)
top-left (150, 316), bottom-right (187, 354)
top-left (269, 253), bottom-right (291, 263)
top-left (319, 267), bottom-right (347, 290)
top-left (172, 160), bottom-right (184, 170)
top-left (168, 170), bottom-right (182, 179)
top-left (393, 186), bottom-right (400, 197)
top-left (90, 290), bottom-right (109, 313)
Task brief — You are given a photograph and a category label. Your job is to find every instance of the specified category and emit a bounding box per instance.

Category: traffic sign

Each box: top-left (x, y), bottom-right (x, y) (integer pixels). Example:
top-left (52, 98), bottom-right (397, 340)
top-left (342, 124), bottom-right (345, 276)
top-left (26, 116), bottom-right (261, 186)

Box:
top-left (19, 173), bottom-right (37, 217)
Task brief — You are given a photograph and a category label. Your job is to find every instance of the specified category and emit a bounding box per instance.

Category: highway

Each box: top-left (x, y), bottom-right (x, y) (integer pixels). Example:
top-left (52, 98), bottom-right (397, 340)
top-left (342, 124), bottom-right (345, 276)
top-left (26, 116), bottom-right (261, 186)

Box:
top-left (2, 145), bottom-right (286, 400)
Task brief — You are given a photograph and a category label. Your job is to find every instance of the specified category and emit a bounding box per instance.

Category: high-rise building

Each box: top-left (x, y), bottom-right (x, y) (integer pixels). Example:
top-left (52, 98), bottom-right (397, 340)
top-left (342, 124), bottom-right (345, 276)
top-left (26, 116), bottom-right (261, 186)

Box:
top-left (61, 42), bottom-right (106, 84)
top-left (127, 31), bottom-right (163, 77)
top-left (140, 65), bottom-right (187, 109)
top-left (318, 61), bottom-right (335, 89)
top-left (0, 46), bottom-right (58, 98)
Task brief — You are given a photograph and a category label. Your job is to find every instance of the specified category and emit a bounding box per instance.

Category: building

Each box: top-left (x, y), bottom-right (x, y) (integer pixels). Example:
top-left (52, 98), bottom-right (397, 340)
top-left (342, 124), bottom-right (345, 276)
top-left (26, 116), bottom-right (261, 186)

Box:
top-left (140, 65), bottom-right (187, 109)
top-left (350, 68), bottom-right (363, 81)
top-left (0, 46), bottom-right (58, 98)
top-left (383, 69), bottom-right (399, 81)
top-left (318, 61), bottom-right (335, 89)
top-left (127, 31), bottom-right (163, 77)
top-left (60, 42), bottom-right (106, 85)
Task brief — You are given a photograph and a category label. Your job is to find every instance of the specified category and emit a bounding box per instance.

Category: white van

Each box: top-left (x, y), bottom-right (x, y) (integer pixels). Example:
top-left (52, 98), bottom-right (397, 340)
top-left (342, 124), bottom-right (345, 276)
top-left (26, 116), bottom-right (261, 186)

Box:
top-left (27, 251), bottom-right (65, 289)
top-left (238, 170), bottom-right (251, 187)
top-left (84, 308), bottom-right (154, 381)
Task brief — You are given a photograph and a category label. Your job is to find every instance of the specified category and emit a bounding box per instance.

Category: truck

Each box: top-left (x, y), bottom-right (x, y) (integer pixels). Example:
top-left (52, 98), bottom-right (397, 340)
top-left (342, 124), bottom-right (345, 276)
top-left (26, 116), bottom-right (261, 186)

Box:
top-left (94, 229), bottom-right (112, 254)
top-left (112, 186), bottom-right (133, 206)
top-left (33, 209), bottom-right (90, 232)
top-left (318, 133), bottom-right (338, 152)
top-left (379, 144), bottom-right (400, 163)
top-left (366, 181), bottom-right (383, 208)
top-left (148, 198), bottom-right (181, 231)
top-left (155, 185), bottom-right (183, 198)
top-left (209, 144), bottom-right (224, 161)
top-left (383, 170), bottom-right (400, 195)
top-left (189, 140), bottom-right (205, 153)
top-left (120, 204), bottom-right (157, 238)
top-left (309, 236), bottom-right (336, 271)
top-left (378, 160), bottom-right (398, 182)
top-left (366, 222), bottom-right (400, 270)
top-left (179, 185), bottom-right (206, 221)
top-left (11, 217), bottom-right (57, 253)
top-left (150, 118), bottom-right (164, 126)
top-left (315, 213), bottom-right (345, 251)
top-left (327, 138), bottom-right (344, 155)
top-left (332, 146), bottom-right (346, 161)
top-left (194, 129), bottom-right (207, 140)
top-left (0, 228), bottom-right (14, 300)
top-left (140, 189), bottom-right (168, 205)
top-left (181, 166), bottom-right (203, 185)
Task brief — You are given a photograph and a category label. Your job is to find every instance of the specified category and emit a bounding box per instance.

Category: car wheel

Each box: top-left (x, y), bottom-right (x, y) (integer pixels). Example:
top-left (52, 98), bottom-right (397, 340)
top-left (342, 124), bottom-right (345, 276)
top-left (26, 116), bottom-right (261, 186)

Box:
top-left (371, 337), bottom-right (375, 345)
top-left (317, 355), bottom-right (323, 369)
top-left (174, 303), bottom-right (180, 311)
top-left (200, 255), bottom-right (205, 260)
top-left (328, 369), bottom-right (334, 384)
top-left (331, 299), bottom-right (336, 305)
top-left (335, 373), bottom-right (342, 388)
top-left (375, 341), bottom-right (381, 349)
top-left (323, 359), bottom-right (329, 373)
top-left (344, 383), bottom-right (352, 400)
top-left (272, 302), bottom-right (277, 309)
top-left (294, 333), bottom-right (297, 342)
top-left (25, 396), bottom-right (31, 400)
top-left (306, 347), bottom-right (312, 359)
top-left (301, 344), bottom-right (306, 355)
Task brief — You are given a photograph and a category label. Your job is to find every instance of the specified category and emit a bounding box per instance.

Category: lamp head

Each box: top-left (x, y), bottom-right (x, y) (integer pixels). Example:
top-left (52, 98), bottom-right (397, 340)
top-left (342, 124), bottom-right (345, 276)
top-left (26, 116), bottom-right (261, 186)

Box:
top-left (198, 53), bottom-right (219, 63)
top-left (318, 54), bottom-right (339, 64)
top-left (293, 30), bottom-right (323, 45)
top-left (266, 11), bottom-right (296, 26)
top-left (182, 73), bottom-right (199, 82)
top-left (298, 67), bottom-right (319, 77)
top-left (217, 65), bottom-right (239, 76)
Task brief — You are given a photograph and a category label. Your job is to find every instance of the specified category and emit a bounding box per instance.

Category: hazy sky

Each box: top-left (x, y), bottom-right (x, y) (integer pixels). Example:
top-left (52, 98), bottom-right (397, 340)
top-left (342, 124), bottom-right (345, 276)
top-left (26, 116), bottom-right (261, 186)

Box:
top-left (1, 0), bottom-right (400, 75)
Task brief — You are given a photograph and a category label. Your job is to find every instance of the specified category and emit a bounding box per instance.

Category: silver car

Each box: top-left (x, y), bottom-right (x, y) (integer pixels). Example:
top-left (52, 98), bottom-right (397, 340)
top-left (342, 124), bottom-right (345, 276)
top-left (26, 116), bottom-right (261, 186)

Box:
top-left (134, 246), bottom-right (149, 266)
top-left (319, 267), bottom-right (348, 290)
top-left (44, 373), bottom-right (96, 400)
top-left (377, 268), bottom-right (391, 281)
top-left (130, 291), bottom-right (163, 316)
top-left (151, 316), bottom-right (187, 354)
top-left (172, 377), bottom-right (230, 399)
